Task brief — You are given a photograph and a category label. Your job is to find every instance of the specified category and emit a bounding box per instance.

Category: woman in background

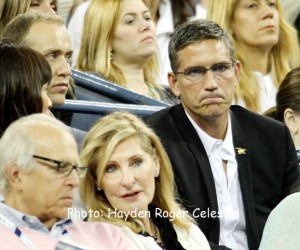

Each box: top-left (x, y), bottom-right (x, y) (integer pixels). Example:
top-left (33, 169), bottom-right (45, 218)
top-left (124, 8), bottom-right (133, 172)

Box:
top-left (80, 112), bottom-right (210, 249)
top-left (0, 41), bottom-right (52, 136)
top-left (77, 0), bottom-right (177, 104)
top-left (264, 67), bottom-right (300, 167)
top-left (0, 0), bottom-right (57, 35)
top-left (207, 0), bottom-right (299, 113)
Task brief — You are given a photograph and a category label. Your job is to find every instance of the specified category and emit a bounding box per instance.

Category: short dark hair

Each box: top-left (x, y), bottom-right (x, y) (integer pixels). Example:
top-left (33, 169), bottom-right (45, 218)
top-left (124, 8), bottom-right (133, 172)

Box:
top-left (275, 67), bottom-right (300, 121)
top-left (0, 41), bottom-right (52, 136)
top-left (168, 19), bottom-right (235, 73)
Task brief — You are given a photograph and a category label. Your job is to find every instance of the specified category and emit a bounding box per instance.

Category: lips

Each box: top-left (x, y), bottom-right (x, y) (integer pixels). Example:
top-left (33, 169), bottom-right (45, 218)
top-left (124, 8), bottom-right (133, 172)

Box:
top-left (121, 191), bottom-right (141, 198)
top-left (142, 36), bottom-right (154, 43)
top-left (53, 83), bottom-right (68, 88)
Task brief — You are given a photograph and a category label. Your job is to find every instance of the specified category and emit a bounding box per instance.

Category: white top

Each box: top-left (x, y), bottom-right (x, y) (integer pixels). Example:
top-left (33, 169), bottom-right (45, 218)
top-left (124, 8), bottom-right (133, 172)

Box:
top-left (259, 192), bottom-right (300, 250)
top-left (156, 0), bottom-right (207, 85)
top-left (67, 1), bottom-right (90, 67)
top-left (234, 72), bottom-right (277, 114)
top-left (186, 112), bottom-right (249, 250)
top-left (121, 223), bottom-right (211, 250)
top-left (57, 0), bottom-right (74, 23)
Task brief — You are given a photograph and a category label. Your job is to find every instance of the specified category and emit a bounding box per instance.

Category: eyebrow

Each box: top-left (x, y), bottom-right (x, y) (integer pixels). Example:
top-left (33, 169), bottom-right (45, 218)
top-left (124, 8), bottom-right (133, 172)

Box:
top-left (43, 49), bottom-right (73, 55)
top-left (122, 10), bottom-right (151, 17)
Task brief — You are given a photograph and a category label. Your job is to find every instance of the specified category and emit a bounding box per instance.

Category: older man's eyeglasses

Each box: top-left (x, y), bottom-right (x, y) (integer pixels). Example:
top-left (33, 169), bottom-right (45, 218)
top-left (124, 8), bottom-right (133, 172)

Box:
top-left (175, 62), bottom-right (236, 82)
top-left (32, 155), bottom-right (88, 179)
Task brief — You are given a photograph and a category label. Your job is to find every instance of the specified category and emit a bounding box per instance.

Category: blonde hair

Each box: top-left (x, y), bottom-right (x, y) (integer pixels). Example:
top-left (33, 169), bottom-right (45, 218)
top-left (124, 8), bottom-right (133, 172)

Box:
top-left (80, 112), bottom-right (193, 233)
top-left (0, 0), bottom-right (57, 35)
top-left (207, 0), bottom-right (300, 112)
top-left (76, 0), bottom-right (161, 89)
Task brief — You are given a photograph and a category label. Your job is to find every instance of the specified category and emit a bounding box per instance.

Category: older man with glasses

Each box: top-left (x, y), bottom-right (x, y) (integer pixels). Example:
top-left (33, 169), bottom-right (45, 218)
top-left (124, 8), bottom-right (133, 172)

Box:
top-left (0, 114), bottom-right (133, 249)
top-left (147, 19), bottom-right (299, 250)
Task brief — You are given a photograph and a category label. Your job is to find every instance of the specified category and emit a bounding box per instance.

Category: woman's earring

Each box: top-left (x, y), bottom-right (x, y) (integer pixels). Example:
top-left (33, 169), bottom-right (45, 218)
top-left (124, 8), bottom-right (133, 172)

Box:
top-left (154, 171), bottom-right (159, 178)
top-left (97, 187), bottom-right (102, 191)
top-left (110, 51), bottom-right (113, 60)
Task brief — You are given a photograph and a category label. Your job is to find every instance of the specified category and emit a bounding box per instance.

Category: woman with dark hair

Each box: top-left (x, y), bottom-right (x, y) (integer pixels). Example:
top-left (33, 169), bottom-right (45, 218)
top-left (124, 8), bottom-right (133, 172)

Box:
top-left (264, 67), bottom-right (300, 167)
top-left (0, 41), bottom-right (52, 136)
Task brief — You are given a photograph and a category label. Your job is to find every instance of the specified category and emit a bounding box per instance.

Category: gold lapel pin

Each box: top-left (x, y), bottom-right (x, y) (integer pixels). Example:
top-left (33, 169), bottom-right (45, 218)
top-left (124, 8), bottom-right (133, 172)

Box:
top-left (236, 147), bottom-right (247, 155)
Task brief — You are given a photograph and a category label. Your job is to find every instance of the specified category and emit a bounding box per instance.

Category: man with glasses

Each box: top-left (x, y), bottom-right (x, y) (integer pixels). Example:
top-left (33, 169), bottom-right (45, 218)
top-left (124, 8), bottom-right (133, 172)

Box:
top-left (147, 19), bottom-right (299, 250)
top-left (0, 114), bottom-right (132, 249)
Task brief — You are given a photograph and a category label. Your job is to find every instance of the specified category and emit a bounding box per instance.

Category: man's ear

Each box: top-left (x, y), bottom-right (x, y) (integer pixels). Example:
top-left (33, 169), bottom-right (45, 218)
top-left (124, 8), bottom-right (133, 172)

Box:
top-left (6, 163), bottom-right (23, 191)
top-left (284, 108), bottom-right (298, 135)
top-left (233, 61), bottom-right (241, 87)
top-left (168, 72), bottom-right (180, 97)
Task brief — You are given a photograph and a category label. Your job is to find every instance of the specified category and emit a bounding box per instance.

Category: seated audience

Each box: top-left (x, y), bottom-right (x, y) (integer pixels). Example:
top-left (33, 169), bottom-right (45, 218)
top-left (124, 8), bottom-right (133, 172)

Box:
top-left (0, 113), bottom-right (133, 249)
top-left (0, 0), bottom-right (56, 35)
top-left (76, 0), bottom-right (178, 105)
top-left (1, 13), bottom-right (85, 147)
top-left (146, 19), bottom-right (299, 250)
top-left (207, 0), bottom-right (300, 113)
top-left (80, 112), bottom-right (211, 250)
top-left (259, 192), bottom-right (300, 250)
top-left (264, 67), bottom-right (300, 166)
top-left (0, 41), bottom-right (52, 136)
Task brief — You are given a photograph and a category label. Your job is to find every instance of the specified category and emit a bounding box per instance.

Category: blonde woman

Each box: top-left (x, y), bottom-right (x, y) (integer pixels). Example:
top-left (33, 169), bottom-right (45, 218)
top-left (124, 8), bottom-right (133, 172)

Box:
top-left (77, 0), bottom-right (177, 104)
top-left (207, 0), bottom-right (300, 113)
top-left (0, 0), bottom-right (57, 35)
top-left (80, 112), bottom-right (210, 250)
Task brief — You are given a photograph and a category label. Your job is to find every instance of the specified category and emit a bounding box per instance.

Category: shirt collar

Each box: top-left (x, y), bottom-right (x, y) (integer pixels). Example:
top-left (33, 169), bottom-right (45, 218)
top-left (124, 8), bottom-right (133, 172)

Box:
top-left (0, 201), bottom-right (72, 235)
top-left (185, 111), bottom-right (235, 157)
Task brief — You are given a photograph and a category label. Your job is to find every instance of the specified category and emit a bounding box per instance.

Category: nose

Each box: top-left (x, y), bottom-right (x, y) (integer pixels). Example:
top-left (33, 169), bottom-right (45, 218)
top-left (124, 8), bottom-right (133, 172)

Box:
top-left (66, 169), bottom-right (80, 188)
top-left (140, 19), bottom-right (151, 32)
top-left (120, 169), bottom-right (135, 188)
top-left (261, 2), bottom-right (274, 19)
top-left (57, 57), bottom-right (71, 78)
top-left (203, 70), bottom-right (219, 90)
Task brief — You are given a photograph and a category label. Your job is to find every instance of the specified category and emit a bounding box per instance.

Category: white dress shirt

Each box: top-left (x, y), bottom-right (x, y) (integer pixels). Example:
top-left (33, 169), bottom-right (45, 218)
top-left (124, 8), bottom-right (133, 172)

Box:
top-left (186, 111), bottom-right (249, 250)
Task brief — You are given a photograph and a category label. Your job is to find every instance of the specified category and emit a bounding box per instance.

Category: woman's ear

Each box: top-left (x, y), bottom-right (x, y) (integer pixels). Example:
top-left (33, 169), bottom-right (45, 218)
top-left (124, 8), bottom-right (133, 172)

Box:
top-left (284, 108), bottom-right (298, 135)
top-left (154, 158), bottom-right (160, 178)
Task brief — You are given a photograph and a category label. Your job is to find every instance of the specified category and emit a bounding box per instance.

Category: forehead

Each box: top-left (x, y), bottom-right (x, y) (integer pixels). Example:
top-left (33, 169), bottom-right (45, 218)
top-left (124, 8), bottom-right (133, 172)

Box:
top-left (33, 126), bottom-right (78, 161)
top-left (178, 39), bottom-right (231, 68)
top-left (237, 0), bottom-right (278, 5)
top-left (26, 22), bottom-right (72, 54)
top-left (121, 0), bottom-right (149, 15)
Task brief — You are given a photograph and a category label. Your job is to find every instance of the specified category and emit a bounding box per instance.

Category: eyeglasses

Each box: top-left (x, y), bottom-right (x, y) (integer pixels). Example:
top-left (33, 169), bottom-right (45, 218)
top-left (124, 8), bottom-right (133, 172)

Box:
top-left (32, 155), bottom-right (88, 179)
top-left (175, 62), bottom-right (236, 82)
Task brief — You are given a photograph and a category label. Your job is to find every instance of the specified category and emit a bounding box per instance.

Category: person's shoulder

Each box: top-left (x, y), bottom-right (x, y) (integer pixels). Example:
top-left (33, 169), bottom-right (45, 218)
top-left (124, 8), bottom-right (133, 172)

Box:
top-left (230, 105), bottom-right (285, 128)
top-left (72, 220), bottom-right (121, 234)
top-left (148, 104), bottom-right (180, 120)
top-left (173, 223), bottom-right (211, 250)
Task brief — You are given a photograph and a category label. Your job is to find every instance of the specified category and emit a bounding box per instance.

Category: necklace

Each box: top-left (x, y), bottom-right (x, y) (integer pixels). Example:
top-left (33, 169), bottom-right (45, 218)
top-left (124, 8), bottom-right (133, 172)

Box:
top-left (140, 222), bottom-right (165, 249)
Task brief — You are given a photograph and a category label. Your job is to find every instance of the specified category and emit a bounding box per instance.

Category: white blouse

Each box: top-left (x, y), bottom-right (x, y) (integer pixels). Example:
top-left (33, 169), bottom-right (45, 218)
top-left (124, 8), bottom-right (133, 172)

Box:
top-left (234, 72), bottom-right (277, 113)
top-left (121, 223), bottom-right (211, 250)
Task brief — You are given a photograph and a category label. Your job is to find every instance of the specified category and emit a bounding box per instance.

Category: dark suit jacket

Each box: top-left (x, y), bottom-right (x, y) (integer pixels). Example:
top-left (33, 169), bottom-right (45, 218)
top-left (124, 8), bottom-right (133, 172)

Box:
top-left (147, 104), bottom-right (299, 250)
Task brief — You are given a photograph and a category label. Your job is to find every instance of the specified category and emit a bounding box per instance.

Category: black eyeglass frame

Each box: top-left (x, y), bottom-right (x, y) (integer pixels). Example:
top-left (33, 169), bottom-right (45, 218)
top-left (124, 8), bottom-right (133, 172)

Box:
top-left (175, 61), bottom-right (236, 80)
top-left (32, 155), bottom-right (88, 179)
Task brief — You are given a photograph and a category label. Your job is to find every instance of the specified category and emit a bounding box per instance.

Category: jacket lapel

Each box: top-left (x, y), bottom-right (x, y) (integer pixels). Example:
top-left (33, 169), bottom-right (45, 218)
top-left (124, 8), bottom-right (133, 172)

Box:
top-left (173, 105), bottom-right (220, 240)
top-left (230, 111), bottom-right (260, 249)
